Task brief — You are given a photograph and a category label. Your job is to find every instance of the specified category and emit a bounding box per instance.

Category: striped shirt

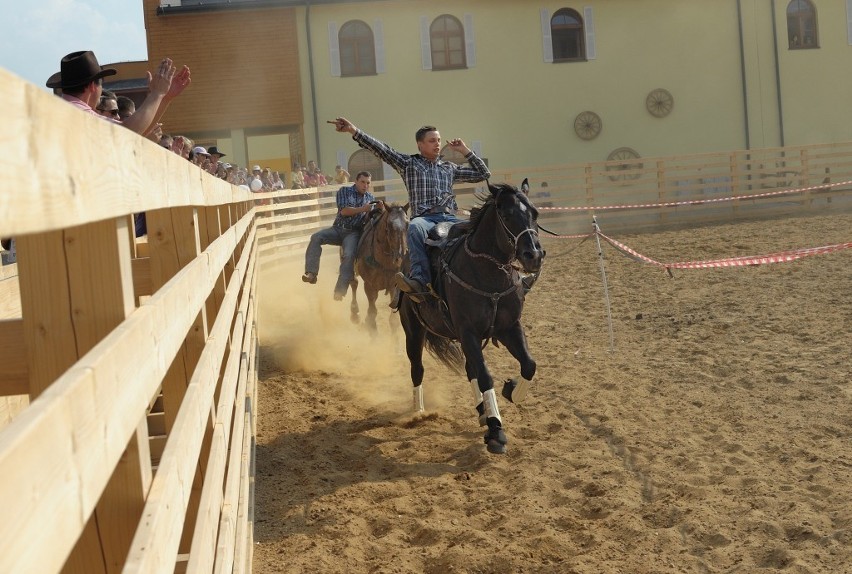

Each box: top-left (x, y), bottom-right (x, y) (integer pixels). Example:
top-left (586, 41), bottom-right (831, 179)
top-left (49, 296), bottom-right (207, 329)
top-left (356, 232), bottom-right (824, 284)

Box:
top-left (353, 129), bottom-right (491, 217)
top-left (333, 184), bottom-right (375, 229)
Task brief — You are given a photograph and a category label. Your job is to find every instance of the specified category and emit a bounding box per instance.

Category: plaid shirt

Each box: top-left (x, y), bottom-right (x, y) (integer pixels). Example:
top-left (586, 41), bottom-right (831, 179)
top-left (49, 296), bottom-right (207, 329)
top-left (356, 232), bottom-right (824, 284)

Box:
top-left (353, 129), bottom-right (491, 217)
top-left (333, 184), bottom-right (375, 229)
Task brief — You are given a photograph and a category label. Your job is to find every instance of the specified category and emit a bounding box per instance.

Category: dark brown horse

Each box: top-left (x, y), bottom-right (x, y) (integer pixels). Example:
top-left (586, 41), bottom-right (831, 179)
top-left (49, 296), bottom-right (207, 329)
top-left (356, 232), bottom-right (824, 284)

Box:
top-left (398, 180), bottom-right (544, 454)
top-left (348, 203), bottom-right (409, 330)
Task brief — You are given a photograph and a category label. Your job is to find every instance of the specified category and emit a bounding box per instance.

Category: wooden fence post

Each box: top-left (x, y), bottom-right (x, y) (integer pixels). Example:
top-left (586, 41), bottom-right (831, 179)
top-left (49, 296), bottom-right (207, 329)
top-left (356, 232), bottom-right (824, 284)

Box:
top-left (730, 152), bottom-right (741, 218)
top-left (145, 206), bottom-right (213, 553)
top-left (656, 160), bottom-right (666, 224)
top-left (16, 217), bottom-right (151, 573)
top-left (800, 148), bottom-right (812, 208)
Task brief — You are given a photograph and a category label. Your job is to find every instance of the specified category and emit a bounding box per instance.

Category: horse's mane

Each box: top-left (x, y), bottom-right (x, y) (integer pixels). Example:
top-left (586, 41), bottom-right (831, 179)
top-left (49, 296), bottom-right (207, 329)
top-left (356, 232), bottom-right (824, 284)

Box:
top-left (453, 183), bottom-right (517, 236)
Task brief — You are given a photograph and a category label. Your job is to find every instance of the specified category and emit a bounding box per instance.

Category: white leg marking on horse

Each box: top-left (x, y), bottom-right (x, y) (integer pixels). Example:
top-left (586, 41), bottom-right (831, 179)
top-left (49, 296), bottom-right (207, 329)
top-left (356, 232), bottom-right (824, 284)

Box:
top-left (413, 386), bottom-right (425, 413)
top-left (483, 389), bottom-right (502, 423)
top-left (469, 378), bottom-right (483, 406)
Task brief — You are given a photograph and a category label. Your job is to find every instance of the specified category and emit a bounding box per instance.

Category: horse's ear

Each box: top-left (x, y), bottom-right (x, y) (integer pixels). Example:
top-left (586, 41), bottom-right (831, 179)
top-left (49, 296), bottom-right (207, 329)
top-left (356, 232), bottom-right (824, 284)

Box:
top-left (402, 202), bottom-right (410, 214)
top-left (521, 178), bottom-right (530, 195)
top-left (487, 180), bottom-right (498, 196)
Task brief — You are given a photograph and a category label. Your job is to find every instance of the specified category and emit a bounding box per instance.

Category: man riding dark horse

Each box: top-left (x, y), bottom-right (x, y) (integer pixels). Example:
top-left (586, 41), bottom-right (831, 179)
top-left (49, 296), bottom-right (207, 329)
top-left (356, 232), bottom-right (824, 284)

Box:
top-left (330, 117), bottom-right (491, 303)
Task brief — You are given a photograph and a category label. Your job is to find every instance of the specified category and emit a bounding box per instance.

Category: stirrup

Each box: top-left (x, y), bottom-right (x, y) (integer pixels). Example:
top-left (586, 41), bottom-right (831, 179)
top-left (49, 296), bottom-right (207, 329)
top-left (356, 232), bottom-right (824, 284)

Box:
top-left (394, 272), bottom-right (426, 303)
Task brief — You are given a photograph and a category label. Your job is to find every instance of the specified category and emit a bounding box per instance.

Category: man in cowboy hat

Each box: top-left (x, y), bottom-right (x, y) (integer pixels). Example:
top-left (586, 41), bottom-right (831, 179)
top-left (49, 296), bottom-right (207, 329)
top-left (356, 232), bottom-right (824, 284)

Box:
top-left (207, 146), bottom-right (226, 175)
top-left (46, 50), bottom-right (191, 136)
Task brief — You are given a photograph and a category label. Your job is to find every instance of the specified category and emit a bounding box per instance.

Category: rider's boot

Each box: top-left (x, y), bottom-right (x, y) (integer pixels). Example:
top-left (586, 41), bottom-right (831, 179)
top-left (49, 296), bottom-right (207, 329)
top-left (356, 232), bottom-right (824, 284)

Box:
top-left (394, 272), bottom-right (427, 303)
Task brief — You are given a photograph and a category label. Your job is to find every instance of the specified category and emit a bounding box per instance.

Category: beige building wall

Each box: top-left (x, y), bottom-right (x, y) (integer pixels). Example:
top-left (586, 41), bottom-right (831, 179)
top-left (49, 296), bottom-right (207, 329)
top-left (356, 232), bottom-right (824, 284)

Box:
top-left (105, 1), bottom-right (852, 175)
top-left (773, 0), bottom-right (852, 145)
top-left (740, 0), bottom-right (782, 149)
top-left (295, 0), bottom-right (852, 175)
top-left (301, 0), bottom-right (749, 173)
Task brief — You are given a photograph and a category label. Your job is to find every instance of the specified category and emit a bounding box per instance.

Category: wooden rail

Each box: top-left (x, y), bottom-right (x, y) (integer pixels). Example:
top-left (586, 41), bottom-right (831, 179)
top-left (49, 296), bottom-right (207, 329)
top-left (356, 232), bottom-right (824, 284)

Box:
top-left (0, 68), bottom-right (258, 573)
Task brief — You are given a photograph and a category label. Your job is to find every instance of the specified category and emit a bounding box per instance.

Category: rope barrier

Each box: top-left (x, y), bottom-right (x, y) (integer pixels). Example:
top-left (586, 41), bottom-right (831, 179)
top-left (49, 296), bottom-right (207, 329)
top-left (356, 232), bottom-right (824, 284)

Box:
top-left (596, 232), bottom-right (852, 271)
top-left (537, 179), bottom-right (851, 213)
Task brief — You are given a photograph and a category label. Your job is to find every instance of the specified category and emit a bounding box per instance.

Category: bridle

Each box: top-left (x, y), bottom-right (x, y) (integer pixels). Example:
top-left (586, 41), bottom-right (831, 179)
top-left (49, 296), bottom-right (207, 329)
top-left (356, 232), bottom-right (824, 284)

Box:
top-left (459, 189), bottom-right (539, 274)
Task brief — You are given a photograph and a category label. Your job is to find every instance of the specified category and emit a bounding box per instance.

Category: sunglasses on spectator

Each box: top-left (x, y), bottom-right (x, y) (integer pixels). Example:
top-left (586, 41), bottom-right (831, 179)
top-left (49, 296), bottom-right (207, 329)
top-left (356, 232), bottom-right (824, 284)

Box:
top-left (99, 108), bottom-right (120, 117)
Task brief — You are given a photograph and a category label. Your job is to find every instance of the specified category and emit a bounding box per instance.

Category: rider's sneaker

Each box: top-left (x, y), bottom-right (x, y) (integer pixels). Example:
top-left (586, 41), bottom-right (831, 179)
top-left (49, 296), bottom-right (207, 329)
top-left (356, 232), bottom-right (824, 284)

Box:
top-left (333, 291), bottom-right (344, 301)
top-left (394, 272), bottom-right (425, 303)
top-left (302, 272), bottom-right (317, 284)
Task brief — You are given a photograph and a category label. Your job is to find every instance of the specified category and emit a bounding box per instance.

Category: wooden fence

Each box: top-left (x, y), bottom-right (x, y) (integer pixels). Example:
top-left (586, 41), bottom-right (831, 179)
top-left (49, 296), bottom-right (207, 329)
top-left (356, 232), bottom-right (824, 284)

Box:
top-left (255, 142), bottom-right (852, 267)
top-left (0, 69), bottom-right (258, 573)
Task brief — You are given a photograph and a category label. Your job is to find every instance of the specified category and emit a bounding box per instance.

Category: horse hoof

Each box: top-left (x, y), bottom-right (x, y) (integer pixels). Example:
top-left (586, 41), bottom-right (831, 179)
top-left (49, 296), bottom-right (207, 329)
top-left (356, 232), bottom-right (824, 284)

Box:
top-left (483, 418), bottom-right (507, 453)
top-left (476, 403), bottom-right (486, 427)
top-left (501, 378), bottom-right (529, 404)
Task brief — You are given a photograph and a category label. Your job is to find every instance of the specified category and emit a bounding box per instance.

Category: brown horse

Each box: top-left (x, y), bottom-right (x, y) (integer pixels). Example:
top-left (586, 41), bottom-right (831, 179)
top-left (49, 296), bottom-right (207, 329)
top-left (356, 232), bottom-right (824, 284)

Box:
top-left (348, 203), bottom-right (409, 330)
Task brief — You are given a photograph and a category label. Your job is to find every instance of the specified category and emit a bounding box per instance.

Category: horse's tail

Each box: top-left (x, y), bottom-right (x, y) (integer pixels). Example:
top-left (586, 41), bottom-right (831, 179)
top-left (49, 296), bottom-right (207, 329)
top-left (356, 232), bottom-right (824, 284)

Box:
top-left (423, 331), bottom-right (465, 375)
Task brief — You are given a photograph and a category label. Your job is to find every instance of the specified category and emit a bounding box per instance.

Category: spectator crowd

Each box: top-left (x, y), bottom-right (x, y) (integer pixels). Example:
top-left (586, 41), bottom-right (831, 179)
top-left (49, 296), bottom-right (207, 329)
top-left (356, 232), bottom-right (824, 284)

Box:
top-left (80, 48), bottom-right (348, 199)
top-left (2, 49), bottom-right (351, 264)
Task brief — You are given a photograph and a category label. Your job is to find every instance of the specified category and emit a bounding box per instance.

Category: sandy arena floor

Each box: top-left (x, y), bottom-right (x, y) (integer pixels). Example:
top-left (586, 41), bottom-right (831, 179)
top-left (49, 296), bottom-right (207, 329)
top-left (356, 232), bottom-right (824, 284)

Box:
top-left (252, 212), bottom-right (851, 573)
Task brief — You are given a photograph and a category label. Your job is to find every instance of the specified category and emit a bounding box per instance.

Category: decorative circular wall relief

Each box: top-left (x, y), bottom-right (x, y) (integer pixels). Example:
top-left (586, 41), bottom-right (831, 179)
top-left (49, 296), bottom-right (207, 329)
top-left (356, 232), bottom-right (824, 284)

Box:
top-left (646, 88), bottom-right (674, 118)
top-left (606, 147), bottom-right (643, 181)
top-left (574, 111), bottom-right (602, 140)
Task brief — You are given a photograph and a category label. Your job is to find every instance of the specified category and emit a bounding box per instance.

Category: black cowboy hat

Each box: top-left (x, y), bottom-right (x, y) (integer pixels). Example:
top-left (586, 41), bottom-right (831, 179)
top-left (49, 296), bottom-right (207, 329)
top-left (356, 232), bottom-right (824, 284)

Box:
top-left (46, 51), bottom-right (116, 89)
top-left (207, 146), bottom-right (226, 157)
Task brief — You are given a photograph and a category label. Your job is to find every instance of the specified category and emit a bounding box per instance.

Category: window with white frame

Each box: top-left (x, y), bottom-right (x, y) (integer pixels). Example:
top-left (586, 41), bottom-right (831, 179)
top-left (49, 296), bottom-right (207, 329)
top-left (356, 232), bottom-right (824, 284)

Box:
top-left (328, 20), bottom-right (385, 77)
top-left (552, 8), bottom-right (585, 61)
top-left (540, 7), bottom-right (596, 63)
top-left (339, 20), bottom-right (376, 76)
top-left (431, 15), bottom-right (466, 69)
top-left (420, 14), bottom-right (476, 71)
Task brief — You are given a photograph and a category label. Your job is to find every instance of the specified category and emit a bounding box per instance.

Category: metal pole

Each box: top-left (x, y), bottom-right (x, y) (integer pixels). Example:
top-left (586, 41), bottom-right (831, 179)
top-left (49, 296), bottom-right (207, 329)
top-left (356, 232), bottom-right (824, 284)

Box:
top-left (592, 216), bottom-right (615, 352)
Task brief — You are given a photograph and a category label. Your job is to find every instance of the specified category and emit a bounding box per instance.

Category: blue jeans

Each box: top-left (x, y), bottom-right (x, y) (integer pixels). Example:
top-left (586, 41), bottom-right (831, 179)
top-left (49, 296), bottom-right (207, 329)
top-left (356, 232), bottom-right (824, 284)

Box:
top-left (304, 226), bottom-right (360, 296)
top-left (408, 213), bottom-right (463, 286)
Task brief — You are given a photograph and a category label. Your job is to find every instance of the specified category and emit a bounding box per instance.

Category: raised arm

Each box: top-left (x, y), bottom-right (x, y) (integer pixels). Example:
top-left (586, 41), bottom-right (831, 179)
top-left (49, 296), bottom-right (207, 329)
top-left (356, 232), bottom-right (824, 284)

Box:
top-left (330, 116), bottom-right (410, 174)
top-left (144, 65), bottom-right (191, 137)
top-left (447, 138), bottom-right (491, 182)
top-left (121, 58), bottom-right (177, 135)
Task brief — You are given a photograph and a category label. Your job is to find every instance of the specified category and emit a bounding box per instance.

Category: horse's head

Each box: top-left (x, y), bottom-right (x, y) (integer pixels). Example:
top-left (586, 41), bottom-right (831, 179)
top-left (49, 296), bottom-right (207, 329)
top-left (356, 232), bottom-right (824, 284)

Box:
top-left (377, 202), bottom-right (409, 266)
top-left (488, 179), bottom-right (545, 273)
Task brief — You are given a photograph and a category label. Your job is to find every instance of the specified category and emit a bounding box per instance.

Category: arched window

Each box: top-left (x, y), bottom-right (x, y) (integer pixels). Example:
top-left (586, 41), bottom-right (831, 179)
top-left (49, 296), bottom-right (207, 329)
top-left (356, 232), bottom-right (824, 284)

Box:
top-left (339, 20), bottom-right (376, 76)
top-left (348, 150), bottom-right (385, 192)
top-left (787, 0), bottom-right (818, 49)
top-left (430, 15), bottom-right (466, 70)
top-left (552, 8), bottom-right (586, 62)
top-left (440, 145), bottom-right (467, 165)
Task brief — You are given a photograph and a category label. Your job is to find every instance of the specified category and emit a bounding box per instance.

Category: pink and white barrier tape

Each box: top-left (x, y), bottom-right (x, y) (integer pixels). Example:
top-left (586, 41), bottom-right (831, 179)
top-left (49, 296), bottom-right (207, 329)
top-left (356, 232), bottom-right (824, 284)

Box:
top-left (597, 232), bottom-right (852, 270)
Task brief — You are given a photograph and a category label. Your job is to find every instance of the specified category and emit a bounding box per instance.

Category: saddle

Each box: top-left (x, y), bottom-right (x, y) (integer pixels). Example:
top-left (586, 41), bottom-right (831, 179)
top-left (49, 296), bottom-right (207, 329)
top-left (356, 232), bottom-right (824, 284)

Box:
top-left (389, 221), bottom-right (465, 314)
top-left (425, 222), bottom-right (467, 301)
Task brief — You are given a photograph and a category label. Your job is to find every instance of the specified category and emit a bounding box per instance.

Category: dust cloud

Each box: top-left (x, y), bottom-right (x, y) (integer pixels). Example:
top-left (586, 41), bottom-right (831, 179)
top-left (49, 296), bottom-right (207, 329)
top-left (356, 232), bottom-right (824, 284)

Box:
top-left (257, 256), bottom-right (460, 414)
